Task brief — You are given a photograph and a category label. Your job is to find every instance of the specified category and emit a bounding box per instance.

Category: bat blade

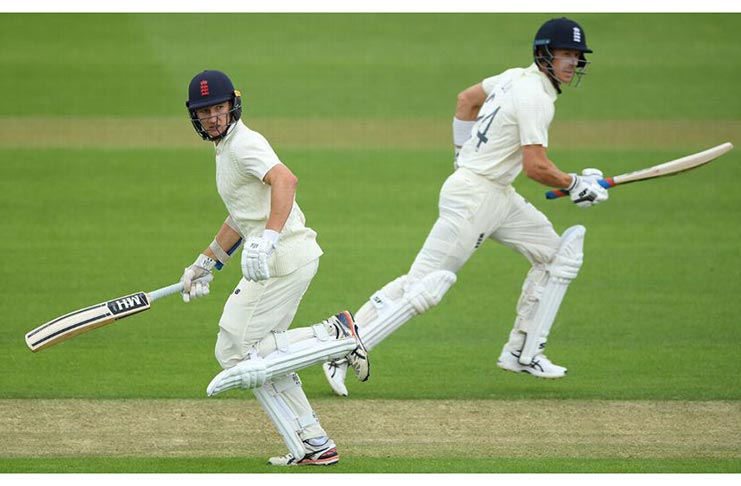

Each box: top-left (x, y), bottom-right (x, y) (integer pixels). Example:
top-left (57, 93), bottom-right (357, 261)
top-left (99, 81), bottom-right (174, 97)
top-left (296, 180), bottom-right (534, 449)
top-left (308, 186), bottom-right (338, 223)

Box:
top-left (545, 142), bottom-right (733, 199)
top-left (612, 142), bottom-right (733, 185)
top-left (25, 291), bottom-right (151, 352)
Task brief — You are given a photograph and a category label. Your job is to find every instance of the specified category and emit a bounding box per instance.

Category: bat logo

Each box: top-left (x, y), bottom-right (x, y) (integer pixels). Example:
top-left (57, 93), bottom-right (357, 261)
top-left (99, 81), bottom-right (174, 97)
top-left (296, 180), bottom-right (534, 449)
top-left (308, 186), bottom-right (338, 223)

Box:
top-left (107, 292), bottom-right (149, 315)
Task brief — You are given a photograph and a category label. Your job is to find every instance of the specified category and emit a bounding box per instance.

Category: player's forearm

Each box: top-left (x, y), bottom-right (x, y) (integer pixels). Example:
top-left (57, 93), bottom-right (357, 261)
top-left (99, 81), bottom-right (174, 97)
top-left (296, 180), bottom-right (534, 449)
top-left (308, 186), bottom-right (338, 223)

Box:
top-left (522, 145), bottom-right (573, 188)
top-left (525, 160), bottom-right (573, 188)
top-left (204, 224), bottom-right (242, 256)
top-left (455, 105), bottom-right (480, 121)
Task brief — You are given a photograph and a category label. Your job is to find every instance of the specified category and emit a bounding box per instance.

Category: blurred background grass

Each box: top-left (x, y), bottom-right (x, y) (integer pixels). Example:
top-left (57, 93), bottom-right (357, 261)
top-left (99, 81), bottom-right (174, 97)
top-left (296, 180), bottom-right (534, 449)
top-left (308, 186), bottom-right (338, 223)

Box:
top-left (1, 13), bottom-right (739, 120)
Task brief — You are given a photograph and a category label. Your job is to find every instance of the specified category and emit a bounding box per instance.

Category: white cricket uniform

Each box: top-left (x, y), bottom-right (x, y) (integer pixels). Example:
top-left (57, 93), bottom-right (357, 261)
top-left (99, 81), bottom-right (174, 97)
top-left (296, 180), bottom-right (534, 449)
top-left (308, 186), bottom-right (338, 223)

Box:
top-left (211, 119), bottom-right (326, 440)
top-left (212, 119), bottom-right (323, 367)
top-left (408, 63), bottom-right (561, 282)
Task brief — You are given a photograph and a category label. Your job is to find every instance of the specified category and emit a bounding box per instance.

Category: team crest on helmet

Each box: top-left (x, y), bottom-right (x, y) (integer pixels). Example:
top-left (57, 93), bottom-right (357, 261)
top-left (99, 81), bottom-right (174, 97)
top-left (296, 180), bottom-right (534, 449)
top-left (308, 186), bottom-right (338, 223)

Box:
top-left (200, 80), bottom-right (209, 96)
top-left (573, 27), bottom-right (582, 43)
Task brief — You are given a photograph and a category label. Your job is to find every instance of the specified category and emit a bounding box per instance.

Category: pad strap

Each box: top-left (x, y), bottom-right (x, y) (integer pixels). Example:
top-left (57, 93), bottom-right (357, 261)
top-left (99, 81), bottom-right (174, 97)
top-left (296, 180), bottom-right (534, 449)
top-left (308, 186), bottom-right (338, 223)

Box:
top-left (312, 323), bottom-right (330, 342)
top-left (297, 413), bottom-right (319, 429)
top-left (273, 331), bottom-right (290, 353)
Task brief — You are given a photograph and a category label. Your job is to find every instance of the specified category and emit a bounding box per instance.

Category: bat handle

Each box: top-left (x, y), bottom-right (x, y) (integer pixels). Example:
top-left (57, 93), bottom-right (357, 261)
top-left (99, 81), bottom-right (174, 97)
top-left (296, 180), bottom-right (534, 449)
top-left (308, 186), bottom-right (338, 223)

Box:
top-left (545, 178), bottom-right (615, 200)
top-left (148, 274), bottom-right (214, 302)
top-left (598, 178), bottom-right (614, 189)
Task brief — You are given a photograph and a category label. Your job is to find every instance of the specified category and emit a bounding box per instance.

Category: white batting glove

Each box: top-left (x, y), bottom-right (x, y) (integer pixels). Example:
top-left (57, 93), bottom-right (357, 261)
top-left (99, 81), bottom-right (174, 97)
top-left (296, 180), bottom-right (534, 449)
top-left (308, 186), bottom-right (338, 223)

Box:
top-left (241, 230), bottom-right (279, 282)
top-left (181, 254), bottom-right (216, 303)
top-left (581, 168), bottom-right (604, 179)
top-left (567, 169), bottom-right (609, 208)
top-left (582, 168), bottom-right (610, 203)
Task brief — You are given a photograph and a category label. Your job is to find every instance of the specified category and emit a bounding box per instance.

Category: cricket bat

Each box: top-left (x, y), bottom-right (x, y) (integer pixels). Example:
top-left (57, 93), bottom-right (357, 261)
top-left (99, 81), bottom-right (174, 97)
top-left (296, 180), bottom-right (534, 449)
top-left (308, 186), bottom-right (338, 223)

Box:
top-left (25, 274), bottom-right (213, 352)
top-left (545, 142), bottom-right (734, 199)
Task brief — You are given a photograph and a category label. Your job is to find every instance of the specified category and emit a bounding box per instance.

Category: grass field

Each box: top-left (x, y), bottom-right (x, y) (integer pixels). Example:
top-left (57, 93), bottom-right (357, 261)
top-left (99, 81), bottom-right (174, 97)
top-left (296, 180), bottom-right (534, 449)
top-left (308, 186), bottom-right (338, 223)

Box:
top-left (0, 13), bottom-right (739, 474)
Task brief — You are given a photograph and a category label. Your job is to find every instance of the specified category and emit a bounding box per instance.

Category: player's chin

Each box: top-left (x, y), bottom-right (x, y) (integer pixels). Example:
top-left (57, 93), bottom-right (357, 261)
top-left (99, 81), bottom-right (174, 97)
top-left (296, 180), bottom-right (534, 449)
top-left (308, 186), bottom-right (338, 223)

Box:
top-left (559, 72), bottom-right (575, 84)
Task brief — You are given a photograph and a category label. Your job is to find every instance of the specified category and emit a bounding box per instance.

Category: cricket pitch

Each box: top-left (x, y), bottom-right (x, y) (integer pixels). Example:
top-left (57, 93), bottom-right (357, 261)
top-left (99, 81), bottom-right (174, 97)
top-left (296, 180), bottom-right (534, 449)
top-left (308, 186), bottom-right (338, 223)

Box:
top-left (0, 399), bottom-right (738, 460)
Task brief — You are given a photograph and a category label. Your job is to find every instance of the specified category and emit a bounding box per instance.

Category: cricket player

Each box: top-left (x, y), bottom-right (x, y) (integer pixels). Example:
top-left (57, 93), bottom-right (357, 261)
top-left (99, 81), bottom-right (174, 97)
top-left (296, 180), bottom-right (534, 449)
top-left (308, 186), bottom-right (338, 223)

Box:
top-left (323, 18), bottom-right (608, 396)
top-left (181, 70), bottom-right (369, 465)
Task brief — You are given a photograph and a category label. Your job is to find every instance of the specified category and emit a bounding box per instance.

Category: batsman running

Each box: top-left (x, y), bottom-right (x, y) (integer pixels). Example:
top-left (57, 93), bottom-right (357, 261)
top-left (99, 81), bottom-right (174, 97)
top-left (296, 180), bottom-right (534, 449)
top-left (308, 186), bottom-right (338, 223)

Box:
top-left (323, 18), bottom-right (608, 395)
top-left (181, 70), bottom-right (369, 465)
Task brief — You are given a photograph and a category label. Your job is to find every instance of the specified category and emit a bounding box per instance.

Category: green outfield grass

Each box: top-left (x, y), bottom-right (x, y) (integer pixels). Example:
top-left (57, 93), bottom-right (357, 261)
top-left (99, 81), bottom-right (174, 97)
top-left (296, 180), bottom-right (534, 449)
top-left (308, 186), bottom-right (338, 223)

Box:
top-left (0, 13), bottom-right (739, 473)
top-left (1, 13), bottom-right (739, 120)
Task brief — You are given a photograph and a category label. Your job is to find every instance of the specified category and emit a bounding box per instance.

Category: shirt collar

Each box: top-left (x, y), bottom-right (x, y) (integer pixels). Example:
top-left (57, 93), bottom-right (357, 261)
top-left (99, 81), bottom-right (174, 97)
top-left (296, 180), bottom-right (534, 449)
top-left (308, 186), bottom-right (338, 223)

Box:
top-left (527, 62), bottom-right (559, 101)
top-left (214, 119), bottom-right (243, 149)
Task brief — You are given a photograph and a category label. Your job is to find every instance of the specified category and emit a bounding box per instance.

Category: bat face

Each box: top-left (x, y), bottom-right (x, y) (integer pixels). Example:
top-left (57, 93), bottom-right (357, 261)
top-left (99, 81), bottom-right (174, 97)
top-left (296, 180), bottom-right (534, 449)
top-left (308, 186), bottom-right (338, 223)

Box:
top-left (545, 142), bottom-right (733, 200)
top-left (613, 142), bottom-right (734, 185)
top-left (25, 292), bottom-right (151, 352)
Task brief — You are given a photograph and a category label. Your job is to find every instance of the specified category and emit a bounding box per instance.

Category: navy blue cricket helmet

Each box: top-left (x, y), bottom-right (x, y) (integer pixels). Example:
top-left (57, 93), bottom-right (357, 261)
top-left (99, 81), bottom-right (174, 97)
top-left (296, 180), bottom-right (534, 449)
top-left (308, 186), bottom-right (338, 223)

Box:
top-left (533, 18), bottom-right (592, 90)
top-left (186, 70), bottom-right (242, 141)
top-left (533, 17), bottom-right (592, 68)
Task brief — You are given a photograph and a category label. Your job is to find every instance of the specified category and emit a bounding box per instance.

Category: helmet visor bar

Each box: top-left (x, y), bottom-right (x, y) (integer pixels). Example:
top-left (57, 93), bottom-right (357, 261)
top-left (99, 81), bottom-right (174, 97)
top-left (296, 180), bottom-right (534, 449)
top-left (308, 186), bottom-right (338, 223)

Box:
top-left (535, 45), bottom-right (590, 88)
top-left (189, 96), bottom-right (242, 141)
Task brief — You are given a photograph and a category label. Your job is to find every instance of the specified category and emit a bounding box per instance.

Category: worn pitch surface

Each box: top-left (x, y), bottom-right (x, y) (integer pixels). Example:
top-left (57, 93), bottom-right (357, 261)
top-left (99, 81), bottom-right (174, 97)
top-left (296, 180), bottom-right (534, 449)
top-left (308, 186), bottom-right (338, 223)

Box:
top-left (1, 399), bottom-right (738, 460)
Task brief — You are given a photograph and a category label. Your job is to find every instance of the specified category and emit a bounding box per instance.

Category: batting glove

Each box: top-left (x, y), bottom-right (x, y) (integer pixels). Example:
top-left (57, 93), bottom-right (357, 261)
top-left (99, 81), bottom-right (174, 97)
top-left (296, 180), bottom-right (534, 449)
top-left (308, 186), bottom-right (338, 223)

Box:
top-left (181, 254), bottom-right (216, 303)
top-left (241, 229), bottom-right (279, 282)
top-left (568, 169), bottom-right (609, 208)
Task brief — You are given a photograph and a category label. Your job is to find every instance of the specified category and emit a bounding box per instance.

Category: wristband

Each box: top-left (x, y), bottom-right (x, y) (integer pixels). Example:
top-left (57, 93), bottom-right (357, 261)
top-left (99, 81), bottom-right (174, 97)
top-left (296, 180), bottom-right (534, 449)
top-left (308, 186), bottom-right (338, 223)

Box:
top-left (209, 238), bottom-right (231, 265)
top-left (212, 238), bottom-right (243, 271)
top-left (567, 174), bottom-right (579, 191)
top-left (262, 229), bottom-right (280, 247)
top-left (453, 117), bottom-right (476, 147)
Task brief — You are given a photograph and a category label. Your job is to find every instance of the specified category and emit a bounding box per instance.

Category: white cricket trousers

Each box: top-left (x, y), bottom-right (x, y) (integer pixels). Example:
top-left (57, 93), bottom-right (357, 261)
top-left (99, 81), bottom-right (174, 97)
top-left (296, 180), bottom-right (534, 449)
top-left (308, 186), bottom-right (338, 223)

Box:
top-left (408, 167), bottom-right (560, 281)
top-left (215, 258), bottom-right (320, 368)
top-left (214, 258), bottom-right (328, 441)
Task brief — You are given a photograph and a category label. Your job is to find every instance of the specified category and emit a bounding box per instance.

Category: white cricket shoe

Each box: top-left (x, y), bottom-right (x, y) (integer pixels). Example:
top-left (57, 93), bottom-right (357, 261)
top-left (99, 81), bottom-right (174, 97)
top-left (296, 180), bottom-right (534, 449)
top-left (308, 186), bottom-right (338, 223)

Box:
top-left (332, 311), bottom-right (370, 383)
top-left (322, 359), bottom-right (349, 396)
top-left (497, 350), bottom-right (567, 379)
top-left (268, 437), bottom-right (339, 466)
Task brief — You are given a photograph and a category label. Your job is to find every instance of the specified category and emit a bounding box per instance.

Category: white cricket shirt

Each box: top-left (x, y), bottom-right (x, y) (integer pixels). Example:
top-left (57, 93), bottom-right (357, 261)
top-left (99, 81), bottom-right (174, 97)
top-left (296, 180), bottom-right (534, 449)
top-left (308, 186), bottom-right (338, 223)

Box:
top-left (214, 119), bottom-right (323, 277)
top-left (456, 63), bottom-right (558, 185)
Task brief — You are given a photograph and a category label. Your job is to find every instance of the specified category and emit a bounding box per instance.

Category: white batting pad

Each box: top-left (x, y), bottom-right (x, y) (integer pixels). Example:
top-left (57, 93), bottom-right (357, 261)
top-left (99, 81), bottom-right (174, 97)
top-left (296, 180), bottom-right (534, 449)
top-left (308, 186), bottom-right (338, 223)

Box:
top-left (207, 323), bottom-right (356, 396)
top-left (360, 270), bottom-right (457, 350)
top-left (518, 225), bottom-right (585, 365)
top-left (253, 374), bottom-right (317, 460)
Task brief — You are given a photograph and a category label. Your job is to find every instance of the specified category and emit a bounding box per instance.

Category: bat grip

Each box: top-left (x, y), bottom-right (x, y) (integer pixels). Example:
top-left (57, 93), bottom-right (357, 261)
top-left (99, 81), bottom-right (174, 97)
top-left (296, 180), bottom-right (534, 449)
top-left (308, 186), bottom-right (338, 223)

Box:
top-left (545, 178), bottom-right (614, 200)
top-left (148, 274), bottom-right (214, 302)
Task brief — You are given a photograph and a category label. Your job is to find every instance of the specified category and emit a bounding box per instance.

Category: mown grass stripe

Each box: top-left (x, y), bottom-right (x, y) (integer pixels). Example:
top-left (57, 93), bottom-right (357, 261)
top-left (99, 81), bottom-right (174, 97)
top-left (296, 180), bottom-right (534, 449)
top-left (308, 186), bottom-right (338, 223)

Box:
top-left (1, 118), bottom-right (738, 150)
